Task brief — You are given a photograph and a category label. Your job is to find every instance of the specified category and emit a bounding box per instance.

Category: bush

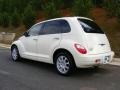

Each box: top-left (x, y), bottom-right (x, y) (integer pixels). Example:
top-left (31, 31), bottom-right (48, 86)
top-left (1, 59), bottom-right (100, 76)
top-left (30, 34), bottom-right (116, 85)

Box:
top-left (0, 12), bottom-right (10, 27)
top-left (0, 13), bottom-right (2, 26)
top-left (11, 9), bottom-right (21, 27)
top-left (103, 0), bottom-right (118, 17)
top-left (117, 5), bottom-right (120, 22)
top-left (53, 0), bottom-right (64, 9)
top-left (31, 0), bottom-right (42, 11)
top-left (72, 0), bottom-right (93, 17)
top-left (42, 2), bottom-right (61, 19)
top-left (92, 0), bottom-right (103, 7)
top-left (22, 4), bottom-right (36, 29)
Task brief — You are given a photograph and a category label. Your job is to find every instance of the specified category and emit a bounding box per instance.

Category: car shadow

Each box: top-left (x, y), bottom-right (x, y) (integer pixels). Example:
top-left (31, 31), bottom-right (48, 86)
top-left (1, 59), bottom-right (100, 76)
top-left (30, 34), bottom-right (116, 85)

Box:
top-left (9, 57), bottom-right (112, 77)
top-left (73, 67), bottom-right (110, 77)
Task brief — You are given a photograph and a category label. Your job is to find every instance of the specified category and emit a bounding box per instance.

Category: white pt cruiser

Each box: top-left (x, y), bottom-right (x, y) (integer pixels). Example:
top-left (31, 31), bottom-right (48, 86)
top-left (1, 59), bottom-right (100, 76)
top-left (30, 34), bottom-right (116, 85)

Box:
top-left (11, 17), bottom-right (114, 75)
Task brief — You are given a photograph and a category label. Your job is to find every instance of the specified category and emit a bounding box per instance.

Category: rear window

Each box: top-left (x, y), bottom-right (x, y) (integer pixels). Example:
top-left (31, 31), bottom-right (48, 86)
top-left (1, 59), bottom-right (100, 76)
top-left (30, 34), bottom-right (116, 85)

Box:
top-left (78, 19), bottom-right (104, 34)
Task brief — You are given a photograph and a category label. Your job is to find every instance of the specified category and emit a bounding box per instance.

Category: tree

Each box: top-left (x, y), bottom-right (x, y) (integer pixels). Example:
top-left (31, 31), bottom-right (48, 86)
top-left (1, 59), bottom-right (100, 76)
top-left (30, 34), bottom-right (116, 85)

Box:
top-left (22, 4), bottom-right (36, 29)
top-left (103, 0), bottom-right (118, 17)
top-left (92, 0), bottom-right (103, 7)
top-left (116, 2), bottom-right (120, 22)
top-left (0, 12), bottom-right (10, 27)
top-left (42, 2), bottom-right (61, 19)
top-left (11, 9), bottom-right (21, 27)
top-left (31, 0), bottom-right (42, 11)
top-left (72, 0), bottom-right (93, 17)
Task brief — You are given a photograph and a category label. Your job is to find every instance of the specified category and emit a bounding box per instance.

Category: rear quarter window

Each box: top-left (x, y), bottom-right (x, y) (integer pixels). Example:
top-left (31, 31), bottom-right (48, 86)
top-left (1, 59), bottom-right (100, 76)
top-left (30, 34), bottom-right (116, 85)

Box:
top-left (78, 19), bottom-right (104, 34)
top-left (59, 20), bottom-right (71, 33)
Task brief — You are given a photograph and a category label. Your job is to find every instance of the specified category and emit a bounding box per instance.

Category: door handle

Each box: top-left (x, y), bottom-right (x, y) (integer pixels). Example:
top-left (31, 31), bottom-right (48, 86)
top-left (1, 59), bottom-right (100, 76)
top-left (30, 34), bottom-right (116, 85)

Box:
top-left (53, 38), bottom-right (60, 40)
top-left (33, 39), bottom-right (38, 41)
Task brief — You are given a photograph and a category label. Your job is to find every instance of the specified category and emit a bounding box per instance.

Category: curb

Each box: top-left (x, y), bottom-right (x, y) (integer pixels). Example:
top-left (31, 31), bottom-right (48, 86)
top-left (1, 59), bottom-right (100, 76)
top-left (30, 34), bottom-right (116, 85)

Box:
top-left (0, 43), bottom-right (11, 49)
top-left (113, 58), bottom-right (120, 62)
top-left (109, 58), bottom-right (120, 66)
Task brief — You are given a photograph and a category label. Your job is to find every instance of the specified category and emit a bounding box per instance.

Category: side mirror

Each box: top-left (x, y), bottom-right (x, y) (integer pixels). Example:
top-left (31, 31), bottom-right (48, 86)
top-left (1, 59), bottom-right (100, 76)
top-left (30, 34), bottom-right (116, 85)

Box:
top-left (23, 32), bottom-right (29, 37)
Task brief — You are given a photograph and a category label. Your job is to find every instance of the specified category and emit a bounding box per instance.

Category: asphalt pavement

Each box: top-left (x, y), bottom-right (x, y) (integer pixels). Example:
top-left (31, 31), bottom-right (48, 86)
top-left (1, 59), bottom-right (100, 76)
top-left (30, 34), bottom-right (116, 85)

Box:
top-left (0, 46), bottom-right (120, 90)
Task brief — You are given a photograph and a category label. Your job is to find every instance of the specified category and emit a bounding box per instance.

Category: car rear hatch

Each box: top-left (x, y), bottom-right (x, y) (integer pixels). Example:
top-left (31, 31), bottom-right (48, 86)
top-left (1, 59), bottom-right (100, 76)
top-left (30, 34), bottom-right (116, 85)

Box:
top-left (78, 18), bottom-right (111, 54)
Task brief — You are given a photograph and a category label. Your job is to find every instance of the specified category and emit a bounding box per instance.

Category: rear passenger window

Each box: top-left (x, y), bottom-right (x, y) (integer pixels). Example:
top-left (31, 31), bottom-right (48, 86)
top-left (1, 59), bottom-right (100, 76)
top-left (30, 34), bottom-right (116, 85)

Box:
top-left (41, 20), bottom-right (70, 35)
top-left (59, 20), bottom-right (71, 33)
top-left (41, 20), bottom-right (60, 35)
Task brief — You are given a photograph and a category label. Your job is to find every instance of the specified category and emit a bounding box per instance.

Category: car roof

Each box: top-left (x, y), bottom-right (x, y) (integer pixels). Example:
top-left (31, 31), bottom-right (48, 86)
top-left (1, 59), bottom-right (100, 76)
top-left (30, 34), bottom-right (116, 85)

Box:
top-left (35, 16), bottom-right (93, 26)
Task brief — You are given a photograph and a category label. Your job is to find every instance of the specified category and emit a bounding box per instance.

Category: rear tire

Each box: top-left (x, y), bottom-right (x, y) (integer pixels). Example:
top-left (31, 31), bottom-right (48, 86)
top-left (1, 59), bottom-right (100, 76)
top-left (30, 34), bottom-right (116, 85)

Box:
top-left (93, 66), bottom-right (100, 70)
top-left (11, 46), bottom-right (21, 61)
top-left (54, 52), bottom-right (76, 76)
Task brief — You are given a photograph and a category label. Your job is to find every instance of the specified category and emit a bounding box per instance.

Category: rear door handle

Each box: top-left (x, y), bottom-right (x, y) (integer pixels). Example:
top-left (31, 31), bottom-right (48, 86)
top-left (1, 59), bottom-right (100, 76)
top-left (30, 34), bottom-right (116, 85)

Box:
top-left (53, 38), bottom-right (60, 40)
top-left (33, 39), bottom-right (38, 41)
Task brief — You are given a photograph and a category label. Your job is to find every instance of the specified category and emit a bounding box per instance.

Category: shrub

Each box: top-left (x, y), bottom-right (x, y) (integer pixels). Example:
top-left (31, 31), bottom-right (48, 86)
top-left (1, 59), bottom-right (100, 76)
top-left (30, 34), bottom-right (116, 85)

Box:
top-left (117, 5), bottom-right (120, 22)
top-left (42, 2), bottom-right (61, 19)
top-left (103, 0), bottom-right (120, 23)
top-left (103, 0), bottom-right (118, 17)
top-left (31, 0), bottom-right (42, 11)
top-left (22, 4), bottom-right (36, 29)
top-left (53, 0), bottom-right (64, 9)
top-left (92, 0), bottom-right (103, 7)
top-left (11, 9), bottom-right (21, 27)
top-left (0, 13), bottom-right (2, 26)
top-left (0, 12), bottom-right (10, 27)
top-left (72, 0), bottom-right (93, 17)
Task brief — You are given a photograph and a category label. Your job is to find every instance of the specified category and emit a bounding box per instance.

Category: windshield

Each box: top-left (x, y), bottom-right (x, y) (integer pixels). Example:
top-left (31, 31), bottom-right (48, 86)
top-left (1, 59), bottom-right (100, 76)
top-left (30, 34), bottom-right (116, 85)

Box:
top-left (78, 19), bottom-right (104, 34)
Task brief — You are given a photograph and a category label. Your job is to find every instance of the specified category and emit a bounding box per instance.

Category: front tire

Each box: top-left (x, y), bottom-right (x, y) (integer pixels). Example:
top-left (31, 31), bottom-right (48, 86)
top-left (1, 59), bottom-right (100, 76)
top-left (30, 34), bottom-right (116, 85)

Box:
top-left (54, 52), bottom-right (76, 76)
top-left (11, 46), bottom-right (21, 61)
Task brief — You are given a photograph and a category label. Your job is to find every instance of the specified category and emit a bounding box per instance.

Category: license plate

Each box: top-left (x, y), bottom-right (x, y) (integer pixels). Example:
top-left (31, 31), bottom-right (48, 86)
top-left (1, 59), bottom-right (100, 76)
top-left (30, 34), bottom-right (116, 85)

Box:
top-left (103, 56), bottom-right (110, 64)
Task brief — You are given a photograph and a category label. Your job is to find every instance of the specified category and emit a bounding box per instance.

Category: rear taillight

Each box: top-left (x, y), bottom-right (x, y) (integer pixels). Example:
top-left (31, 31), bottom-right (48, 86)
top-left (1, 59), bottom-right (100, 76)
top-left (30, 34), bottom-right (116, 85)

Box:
top-left (74, 44), bottom-right (87, 54)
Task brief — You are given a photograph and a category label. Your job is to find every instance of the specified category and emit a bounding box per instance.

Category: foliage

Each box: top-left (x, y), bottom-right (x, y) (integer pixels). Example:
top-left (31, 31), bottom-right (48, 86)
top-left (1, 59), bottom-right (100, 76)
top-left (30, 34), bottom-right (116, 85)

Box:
top-left (103, 0), bottom-right (120, 23)
top-left (30, 0), bottom-right (42, 11)
top-left (42, 2), bottom-right (61, 19)
top-left (0, 0), bottom-right (120, 28)
top-left (11, 9), bottom-right (21, 27)
top-left (117, 5), bottom-right (120, 22)
top-left (72, 0), bottom-right (93, 17)
top-left (0, 12), bottom-right (10, 27)
top-left (22, 4), bottom-right (36, 29)
top-left (92, 0), bottom-right (103, 7)
top-left (103, 0), bottom-right (119, 17)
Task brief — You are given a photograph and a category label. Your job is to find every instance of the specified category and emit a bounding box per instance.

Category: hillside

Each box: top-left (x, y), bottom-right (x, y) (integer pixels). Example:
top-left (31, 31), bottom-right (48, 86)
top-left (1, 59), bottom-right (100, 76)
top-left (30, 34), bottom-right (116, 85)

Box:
top-left (0, 0), bottom-right (120, 57)
top-left (0, 7), bottom-right (120, 57)
top-left (91, 8), bottom-right (120, 57)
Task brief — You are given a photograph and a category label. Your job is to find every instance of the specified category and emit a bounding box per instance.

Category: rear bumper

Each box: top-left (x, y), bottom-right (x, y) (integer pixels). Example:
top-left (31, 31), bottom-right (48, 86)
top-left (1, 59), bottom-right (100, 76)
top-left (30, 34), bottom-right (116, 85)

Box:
top-left (74, 51), bottom-right (114, 68)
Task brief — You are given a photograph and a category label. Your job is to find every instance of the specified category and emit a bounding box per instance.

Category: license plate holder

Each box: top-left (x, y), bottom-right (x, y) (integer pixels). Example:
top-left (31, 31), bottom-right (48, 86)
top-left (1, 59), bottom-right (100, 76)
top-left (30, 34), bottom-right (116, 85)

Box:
top-left (103, 56), bottom-right (110, 64)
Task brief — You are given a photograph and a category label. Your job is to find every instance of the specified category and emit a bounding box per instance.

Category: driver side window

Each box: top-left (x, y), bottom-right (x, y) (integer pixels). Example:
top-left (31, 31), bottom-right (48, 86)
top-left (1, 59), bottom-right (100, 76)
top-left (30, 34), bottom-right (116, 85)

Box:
top-left (28, 24), bottom-right (42, 36)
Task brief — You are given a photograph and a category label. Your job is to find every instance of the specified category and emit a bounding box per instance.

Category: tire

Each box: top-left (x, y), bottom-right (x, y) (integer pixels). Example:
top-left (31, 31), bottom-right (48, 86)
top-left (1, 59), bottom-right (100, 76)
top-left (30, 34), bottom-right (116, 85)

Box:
top-left (54, 52), bottom-right (76, 76)
top-left (11, 46), bottom-right (21, 61)
top-left (93, 66), bottom-right (99, 70)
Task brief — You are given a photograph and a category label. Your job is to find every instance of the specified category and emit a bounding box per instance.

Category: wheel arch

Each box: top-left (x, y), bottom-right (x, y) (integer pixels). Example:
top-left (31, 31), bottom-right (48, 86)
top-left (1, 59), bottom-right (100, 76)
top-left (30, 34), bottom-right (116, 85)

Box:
top-left (11, 40), bottom-right (24, 57)
top-left (53, 48), bottom-right (76, 67)
top-left (11, 44), bottom-right (18, 51)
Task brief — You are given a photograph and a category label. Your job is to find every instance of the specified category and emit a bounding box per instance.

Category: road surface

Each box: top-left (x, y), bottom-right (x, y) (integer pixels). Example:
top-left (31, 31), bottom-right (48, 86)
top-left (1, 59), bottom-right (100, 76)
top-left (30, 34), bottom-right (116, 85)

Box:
top-left (0, 47), bottom-right (120, 90)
